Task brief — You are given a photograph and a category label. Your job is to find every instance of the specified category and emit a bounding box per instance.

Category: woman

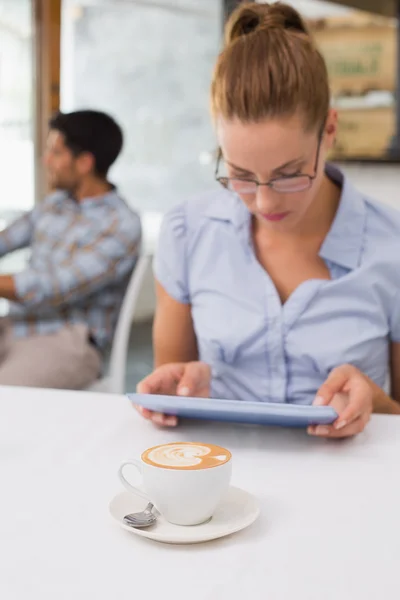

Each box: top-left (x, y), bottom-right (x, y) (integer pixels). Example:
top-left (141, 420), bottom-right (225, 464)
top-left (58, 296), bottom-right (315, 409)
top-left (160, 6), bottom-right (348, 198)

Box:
top-left (137, 2), bottom-right (400, 437)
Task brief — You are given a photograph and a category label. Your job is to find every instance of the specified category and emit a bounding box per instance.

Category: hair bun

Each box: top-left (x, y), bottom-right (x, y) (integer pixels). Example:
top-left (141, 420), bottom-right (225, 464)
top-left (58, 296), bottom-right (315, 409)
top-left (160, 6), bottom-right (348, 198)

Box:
top-left (225, 2), bottom-right (309, 45)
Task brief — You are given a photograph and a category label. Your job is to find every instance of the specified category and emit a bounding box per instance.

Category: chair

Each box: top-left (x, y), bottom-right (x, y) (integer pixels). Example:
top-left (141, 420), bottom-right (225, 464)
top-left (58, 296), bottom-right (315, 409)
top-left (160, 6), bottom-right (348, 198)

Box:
top-left (87, 254), bottom-right (152, 394)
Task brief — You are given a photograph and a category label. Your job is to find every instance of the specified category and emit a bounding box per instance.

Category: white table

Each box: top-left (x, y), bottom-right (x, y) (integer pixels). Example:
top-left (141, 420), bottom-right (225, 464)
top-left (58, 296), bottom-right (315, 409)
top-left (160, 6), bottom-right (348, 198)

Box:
top-left (1, 387), bottom-right (400, 600)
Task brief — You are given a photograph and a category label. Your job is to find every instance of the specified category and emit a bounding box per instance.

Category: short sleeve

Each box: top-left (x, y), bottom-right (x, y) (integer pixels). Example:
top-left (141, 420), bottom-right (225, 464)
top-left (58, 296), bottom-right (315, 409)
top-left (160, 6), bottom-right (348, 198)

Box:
top-left (153, 204), bottom-right (190, 304)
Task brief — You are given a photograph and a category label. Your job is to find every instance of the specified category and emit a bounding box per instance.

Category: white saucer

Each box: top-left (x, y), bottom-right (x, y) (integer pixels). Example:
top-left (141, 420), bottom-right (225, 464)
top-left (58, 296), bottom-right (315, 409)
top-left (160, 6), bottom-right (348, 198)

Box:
top-left (109, 485), bottom-right (260, 545)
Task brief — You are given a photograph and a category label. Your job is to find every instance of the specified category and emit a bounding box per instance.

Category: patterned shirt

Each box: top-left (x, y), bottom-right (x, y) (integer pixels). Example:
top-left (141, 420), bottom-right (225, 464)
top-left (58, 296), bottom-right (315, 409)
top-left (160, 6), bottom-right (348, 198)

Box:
top-left (0, 189), bottom-right (141, 350)
top-left (154, 164), bottom-right (400, 405)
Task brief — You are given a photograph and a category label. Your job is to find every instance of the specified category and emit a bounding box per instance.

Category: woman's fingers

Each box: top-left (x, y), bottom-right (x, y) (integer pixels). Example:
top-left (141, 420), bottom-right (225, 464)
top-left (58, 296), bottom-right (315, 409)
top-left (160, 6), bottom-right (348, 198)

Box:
top-left (134, 405), bottom-right (152, 419)
top-left (177, 362), bottom-right (211, 397)
top-left (308, 412), bottom-right (370, 438)
top-left (333, 386), bottom-right (371, 430)
top-left (314, 365), bottom-right (354, 405)
top-left (135, 365), bottom-right (188, 426)
top-left (151, 412), bottom-right (178, 427)
top-left (314, 365), bottom-right (373, 434)
top-left (137, 363), bottom-right (185, 395)
top-left (135, 362), bottom-right (211, 427)
top-left (136, 362), bottom-right (211, 398)
top-left (136, 377), bottom-right (163, 396)
top-left (328, 391), bottom-right (365, 430)
top-left (133, 405), bottom-right (178, 426)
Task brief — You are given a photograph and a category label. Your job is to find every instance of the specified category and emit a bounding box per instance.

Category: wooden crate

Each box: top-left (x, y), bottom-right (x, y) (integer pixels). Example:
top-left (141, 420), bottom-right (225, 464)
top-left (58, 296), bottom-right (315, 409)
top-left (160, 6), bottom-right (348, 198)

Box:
top-left (309, 16), bottom-right (396, 96)
top-left (331, 105), bottom-right (395, 159)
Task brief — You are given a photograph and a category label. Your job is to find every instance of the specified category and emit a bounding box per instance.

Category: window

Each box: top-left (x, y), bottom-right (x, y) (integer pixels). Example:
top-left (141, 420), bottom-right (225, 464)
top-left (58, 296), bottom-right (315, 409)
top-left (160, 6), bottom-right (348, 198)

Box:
top-left (0, 0), bottom-right (35, 225)
top-left (61, 0), bottom-right (221, 215)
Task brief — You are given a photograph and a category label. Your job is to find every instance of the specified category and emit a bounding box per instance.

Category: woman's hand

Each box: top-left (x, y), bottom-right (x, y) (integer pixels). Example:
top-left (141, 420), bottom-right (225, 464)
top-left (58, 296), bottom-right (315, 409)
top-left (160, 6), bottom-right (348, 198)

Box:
top-left (134, 361), bottom-right (211, 427)
top-left (308, 364), bottom-right (374, 438)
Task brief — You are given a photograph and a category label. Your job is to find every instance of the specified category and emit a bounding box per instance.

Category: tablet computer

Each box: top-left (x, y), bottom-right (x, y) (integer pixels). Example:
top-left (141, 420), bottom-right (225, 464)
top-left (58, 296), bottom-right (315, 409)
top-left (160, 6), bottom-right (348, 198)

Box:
top-left (128, 394), bottom-right (338, 428)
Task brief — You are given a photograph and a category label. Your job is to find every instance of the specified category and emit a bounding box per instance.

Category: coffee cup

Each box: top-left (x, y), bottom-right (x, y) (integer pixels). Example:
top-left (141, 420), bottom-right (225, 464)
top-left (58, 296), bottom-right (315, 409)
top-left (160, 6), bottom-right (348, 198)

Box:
top-left (118, 441), bottom-right (232, 526)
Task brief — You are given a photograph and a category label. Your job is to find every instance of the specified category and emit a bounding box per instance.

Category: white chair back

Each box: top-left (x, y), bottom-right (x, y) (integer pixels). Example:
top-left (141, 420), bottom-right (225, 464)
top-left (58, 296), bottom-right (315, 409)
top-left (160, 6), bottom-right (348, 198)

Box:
top-left (87, 254), bottom-right (152, 394)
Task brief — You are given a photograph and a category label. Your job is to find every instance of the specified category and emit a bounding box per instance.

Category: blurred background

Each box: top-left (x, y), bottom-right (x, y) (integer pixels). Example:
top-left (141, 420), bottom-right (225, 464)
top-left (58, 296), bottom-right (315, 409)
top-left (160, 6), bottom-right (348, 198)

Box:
top-left (1, 0), bottom-right (400, 388)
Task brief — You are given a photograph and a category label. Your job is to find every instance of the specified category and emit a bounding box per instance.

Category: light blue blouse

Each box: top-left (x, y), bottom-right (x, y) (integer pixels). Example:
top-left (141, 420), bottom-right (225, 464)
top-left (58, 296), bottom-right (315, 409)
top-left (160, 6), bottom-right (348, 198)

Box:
top-left (154, 165), bottom-right (400, 405)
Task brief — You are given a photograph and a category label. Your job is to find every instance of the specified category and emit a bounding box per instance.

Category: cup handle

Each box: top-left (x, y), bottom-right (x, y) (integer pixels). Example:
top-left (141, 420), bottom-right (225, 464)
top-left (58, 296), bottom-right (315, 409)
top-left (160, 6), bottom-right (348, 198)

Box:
top-left (118, 459), bottom-right (150, 501)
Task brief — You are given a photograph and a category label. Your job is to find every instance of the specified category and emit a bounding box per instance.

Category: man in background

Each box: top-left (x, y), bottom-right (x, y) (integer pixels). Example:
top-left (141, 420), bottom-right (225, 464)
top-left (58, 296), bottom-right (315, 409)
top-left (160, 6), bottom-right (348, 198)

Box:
top-left (0, 109), bottom-right (141, 389)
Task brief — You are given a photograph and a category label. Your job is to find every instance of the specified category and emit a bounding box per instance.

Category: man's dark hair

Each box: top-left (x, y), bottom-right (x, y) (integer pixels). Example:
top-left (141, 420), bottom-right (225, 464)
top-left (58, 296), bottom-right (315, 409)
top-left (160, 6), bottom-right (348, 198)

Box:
top-left (49, 109), bottom-right (123, 177)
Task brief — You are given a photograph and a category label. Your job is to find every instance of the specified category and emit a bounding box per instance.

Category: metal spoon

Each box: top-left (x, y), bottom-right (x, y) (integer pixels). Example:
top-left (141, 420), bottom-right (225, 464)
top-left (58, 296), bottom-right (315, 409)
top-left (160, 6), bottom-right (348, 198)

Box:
top-left (123, 502), bottom-right (158, 529)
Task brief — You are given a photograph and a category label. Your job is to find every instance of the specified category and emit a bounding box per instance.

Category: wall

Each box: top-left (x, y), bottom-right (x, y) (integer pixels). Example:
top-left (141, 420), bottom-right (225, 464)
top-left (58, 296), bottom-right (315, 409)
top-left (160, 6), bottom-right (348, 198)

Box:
top-left (61, 0), bottom-right (221, 214)
top-left (341, 163), bottom-right (400, 209)
top-left (0, 0), bottom-right (34, 215)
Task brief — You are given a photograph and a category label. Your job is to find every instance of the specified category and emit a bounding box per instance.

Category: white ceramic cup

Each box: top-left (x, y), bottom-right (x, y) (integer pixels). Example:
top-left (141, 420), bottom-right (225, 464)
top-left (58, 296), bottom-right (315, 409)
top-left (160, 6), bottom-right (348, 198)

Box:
top-left (118, 444), bottom-right (232, 526)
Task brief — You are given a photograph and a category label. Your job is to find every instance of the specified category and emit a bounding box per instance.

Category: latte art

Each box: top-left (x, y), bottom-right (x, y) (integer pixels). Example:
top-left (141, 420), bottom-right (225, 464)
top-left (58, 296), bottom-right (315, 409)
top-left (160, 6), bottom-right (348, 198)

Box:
top-left (142, 442), bottom-right (232, 470)
top-left (148, 444), bottom-right (209, 468)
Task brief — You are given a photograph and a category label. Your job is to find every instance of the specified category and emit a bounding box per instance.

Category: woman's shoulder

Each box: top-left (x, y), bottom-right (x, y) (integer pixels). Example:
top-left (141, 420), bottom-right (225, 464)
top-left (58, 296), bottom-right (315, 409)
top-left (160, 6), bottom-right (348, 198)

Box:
top-left (364, 199), bottom-right (400, 334)
top-left (361, 196), bottom-right (400, 286)
top-left (329, 165), bottom-right (400, 249)
top-left (364, 196), bottom-right (400, 241)
top-left (161, 187), bottom-right (245, 238)
top-left (154, 188), bottom-right (244, 301)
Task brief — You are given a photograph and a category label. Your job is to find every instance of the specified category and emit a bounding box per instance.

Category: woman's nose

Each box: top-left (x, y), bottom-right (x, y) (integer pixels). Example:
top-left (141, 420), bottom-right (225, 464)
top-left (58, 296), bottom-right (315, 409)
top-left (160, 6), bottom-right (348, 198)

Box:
top-left (255, 184), bottom-right (277, 212)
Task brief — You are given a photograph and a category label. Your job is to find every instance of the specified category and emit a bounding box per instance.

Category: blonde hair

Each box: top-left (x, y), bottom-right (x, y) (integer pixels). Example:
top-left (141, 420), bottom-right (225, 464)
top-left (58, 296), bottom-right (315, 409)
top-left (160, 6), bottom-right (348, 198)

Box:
top-left (211, 2), bottom-right (329, 131)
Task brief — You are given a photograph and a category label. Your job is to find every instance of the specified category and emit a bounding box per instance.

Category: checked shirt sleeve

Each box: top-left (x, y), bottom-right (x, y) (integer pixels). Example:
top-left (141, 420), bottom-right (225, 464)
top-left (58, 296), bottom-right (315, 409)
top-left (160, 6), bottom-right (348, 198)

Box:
top-left (14, 214), bottom-right (141, 309)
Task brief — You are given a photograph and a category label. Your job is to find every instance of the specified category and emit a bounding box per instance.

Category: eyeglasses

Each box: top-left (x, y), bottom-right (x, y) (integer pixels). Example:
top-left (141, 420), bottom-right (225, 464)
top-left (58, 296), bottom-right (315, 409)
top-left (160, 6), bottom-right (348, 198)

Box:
top-left (215, 127), bottom-right (324, 195)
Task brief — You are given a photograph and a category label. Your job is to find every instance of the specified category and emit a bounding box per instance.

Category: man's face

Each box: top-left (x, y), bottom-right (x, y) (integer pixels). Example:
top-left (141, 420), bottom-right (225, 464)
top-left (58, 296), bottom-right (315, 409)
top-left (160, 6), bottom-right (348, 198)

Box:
top-left (43, 130), bottom-right (81, 191)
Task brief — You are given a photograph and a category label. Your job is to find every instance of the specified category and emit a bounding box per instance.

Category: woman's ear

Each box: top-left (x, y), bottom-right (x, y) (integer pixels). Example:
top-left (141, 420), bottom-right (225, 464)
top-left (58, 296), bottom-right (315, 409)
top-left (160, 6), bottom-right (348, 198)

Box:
top-left (324, 108), bottom-right (338, 151)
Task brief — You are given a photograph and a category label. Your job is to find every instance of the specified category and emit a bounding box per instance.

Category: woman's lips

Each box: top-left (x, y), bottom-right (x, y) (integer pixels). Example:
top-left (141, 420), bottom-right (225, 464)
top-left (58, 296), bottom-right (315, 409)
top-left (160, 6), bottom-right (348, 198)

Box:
top-left (260, 211), bottom-right (290, 222)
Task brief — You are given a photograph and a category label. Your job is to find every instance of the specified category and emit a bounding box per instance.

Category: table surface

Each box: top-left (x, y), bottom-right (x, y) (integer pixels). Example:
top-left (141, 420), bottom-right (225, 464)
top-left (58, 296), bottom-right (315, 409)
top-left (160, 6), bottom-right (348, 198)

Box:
top-left (1, 386), bottom-right (400, 600)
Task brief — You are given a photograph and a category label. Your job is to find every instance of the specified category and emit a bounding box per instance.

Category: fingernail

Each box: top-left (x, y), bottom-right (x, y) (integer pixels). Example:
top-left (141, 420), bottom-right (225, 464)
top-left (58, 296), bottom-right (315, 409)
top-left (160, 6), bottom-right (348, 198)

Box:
top-left (335, 420), bottom-right (347, 430)
top-left (315, 426), bottom-right (330, 436)
top-left (313, 396), bottom-right (325, 406)
top-left (178, 386), bottom-right (190, 396)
